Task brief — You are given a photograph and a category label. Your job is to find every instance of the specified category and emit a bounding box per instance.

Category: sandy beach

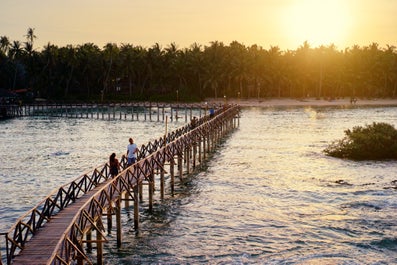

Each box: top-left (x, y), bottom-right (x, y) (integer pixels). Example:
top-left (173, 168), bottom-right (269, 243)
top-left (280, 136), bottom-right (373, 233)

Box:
top-left (205, 97), bottom-right (397, 108)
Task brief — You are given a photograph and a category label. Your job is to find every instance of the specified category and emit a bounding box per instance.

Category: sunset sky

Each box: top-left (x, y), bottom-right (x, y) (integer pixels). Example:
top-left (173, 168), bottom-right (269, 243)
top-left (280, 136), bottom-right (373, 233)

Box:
top-left (1, 0), bottom-right (396, 51)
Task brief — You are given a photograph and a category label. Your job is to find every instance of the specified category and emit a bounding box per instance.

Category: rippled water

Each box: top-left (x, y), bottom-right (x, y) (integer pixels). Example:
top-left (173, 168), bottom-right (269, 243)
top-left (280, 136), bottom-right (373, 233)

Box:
top-left (1, 106), bottom-right (397, 264)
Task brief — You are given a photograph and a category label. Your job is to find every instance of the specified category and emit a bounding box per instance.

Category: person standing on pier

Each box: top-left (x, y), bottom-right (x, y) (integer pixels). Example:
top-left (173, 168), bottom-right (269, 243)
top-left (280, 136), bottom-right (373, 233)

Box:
top-left (109, 153), bottom-right (120, 177)
top-left (209, 107), bottom-right (215, 118)
top-left (190, 116), bottom-right (198, 129)
top-left (127, 138), bottom-right (138, 166)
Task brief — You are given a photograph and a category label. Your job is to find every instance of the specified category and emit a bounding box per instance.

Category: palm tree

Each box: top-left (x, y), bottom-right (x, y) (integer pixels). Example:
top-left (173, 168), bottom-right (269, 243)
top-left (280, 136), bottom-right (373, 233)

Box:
top-left (0, 36), bottom-right (10, 56)
top-left (166, 44), bottom-right (190, 97)
top-left (40, 43), bottom-right (59, 98)
top-left (228, 41), bottom-right (250, 98)
top-left (102, 43), bottom-right (120, 98)
top-left (59, 45), bottom-right (77, 97)
top-left (164, 42), bottom-right (180, 93)
top-left (203, 41), bottom-right (226, 99)
top-left (247, 45), bottom-right (267, 99)
top-left (120, 44), bottom-right (136, 97)
top-left (9, 40), bottom-right (24, 89)
top-left (76, 43), bottom-right (102, 98)
top-left (185, 43), bottom-right (205, 99)
top-left (144, 43), bottom-right (164, 95)
top-left (295, 41), bottom-right (313, 98)
top-left (268, 45), bottom-right (284, 97)
top-left (24, 28), bottom-right (36, 56)
top-left (382, 45), bottom-right (397, 97)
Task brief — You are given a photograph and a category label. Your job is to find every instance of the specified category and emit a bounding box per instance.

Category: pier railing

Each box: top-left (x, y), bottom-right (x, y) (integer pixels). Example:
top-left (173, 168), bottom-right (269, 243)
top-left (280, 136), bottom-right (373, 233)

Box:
top-left (1, 104), bottom-right (240, 265)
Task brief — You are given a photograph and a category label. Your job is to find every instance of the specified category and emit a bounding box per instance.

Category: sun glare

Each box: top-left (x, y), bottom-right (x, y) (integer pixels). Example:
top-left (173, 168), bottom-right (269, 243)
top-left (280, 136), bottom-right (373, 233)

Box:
top-left (282, 0), bottom-right (351, 48)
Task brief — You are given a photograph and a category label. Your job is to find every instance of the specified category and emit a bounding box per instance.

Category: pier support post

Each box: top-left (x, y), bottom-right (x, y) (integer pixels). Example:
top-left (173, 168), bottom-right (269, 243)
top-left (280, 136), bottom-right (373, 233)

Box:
top-left (178, 154), bottom-right (183, 180)
top-left (198, 138), bottom-right (202, 164)
top-left (186, 148), bottom-right (190, 174)
top-left (148, 170), bottom-right (154, 212)
top-left (203, 137), bottom-right (206, 160)
top-left (193, 142), bottom-right (197, 169)
top-left (170, 159), bottom-right (175, 195)
top-left (86, 230), bottom-right (92, 253)
top-left (139, 182), bottom-right (143, 202)
top-left (207, 132), bottom-right (211, 153)
top-left (124, 191), bottom-right (130, 208)
top-left (149, 103), bottom-right (152, 121)
top-left (116, 197), bottom-right (122, 248)
top-left (160, 167), bottom-right (165, 200)
top-left (133, 184), bottom-right (139, 230)
top-left (96, 228), bottom-right (103, 265)
top-left (107, 206), bottom-right (112, 234)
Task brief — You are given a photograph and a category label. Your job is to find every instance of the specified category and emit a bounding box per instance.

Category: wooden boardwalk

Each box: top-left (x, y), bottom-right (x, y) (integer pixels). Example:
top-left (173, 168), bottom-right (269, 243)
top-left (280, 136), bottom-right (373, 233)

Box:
top-left (1, 104), bottom-right (240, 265)
top-left (10, 187), bottom-right (102, 265)
top-left (5, 102), bottom-right (223, 122)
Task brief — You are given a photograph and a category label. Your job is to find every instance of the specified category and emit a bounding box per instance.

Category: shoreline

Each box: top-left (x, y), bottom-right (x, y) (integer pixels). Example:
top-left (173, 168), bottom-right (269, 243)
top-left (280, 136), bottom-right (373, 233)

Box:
top-left (204, 98), bottom-right (397, 108)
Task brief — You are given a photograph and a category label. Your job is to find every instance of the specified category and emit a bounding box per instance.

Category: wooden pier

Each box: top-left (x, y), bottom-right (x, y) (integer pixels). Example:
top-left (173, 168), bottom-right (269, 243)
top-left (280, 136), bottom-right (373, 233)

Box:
top-left (0, 104), bottom-right (24, 120)
top-left (0, 104), bottom-right (240, 265)
top-left (5, 102), bottom-right (223, 123)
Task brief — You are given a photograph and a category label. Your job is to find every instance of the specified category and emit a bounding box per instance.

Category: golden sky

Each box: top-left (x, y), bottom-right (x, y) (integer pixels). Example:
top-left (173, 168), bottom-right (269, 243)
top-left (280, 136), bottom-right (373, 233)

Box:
top-left (1, 0), bottom-right (396, 51)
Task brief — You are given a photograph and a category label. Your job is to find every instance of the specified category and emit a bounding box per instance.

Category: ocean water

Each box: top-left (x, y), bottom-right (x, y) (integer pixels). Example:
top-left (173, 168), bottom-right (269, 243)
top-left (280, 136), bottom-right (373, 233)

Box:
top-left (1, 106), bottom-right (396, 264)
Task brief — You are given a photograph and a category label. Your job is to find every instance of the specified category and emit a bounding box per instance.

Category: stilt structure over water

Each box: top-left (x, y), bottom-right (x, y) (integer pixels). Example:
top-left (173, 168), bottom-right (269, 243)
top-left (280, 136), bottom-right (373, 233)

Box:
top-left (0, 104), bottom-right (240, 265)
top-left (0, 104), bottom-right (23, 119)
top-left (5, 102), bottom-right (222, 122)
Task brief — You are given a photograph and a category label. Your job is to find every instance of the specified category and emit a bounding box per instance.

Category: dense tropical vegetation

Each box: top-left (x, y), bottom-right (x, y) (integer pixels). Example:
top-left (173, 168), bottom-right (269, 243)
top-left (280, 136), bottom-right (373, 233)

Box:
top-left (1, 28), bottom-right (397, 102)
top-left (324, 122), bottom-right (397, 160)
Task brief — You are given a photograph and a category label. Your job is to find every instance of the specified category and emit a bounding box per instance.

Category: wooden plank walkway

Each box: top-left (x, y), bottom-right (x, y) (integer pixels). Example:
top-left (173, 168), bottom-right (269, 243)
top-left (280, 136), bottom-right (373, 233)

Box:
top-left (10, 183), bottom-right (106, 265)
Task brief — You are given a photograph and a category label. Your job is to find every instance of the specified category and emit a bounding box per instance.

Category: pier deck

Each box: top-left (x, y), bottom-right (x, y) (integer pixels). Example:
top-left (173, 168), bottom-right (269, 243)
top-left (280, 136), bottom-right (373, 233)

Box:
top-left (11, 186), bottom-right (102, 265)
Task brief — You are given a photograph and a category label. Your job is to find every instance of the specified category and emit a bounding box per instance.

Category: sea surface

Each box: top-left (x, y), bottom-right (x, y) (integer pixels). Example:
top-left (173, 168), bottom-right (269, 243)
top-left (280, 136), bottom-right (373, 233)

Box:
top-left (1, 106), bottom-right (396, 264)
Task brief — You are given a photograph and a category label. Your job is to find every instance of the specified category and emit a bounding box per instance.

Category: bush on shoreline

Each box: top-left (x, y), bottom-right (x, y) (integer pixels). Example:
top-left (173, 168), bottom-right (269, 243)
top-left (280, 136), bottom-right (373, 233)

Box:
top-left (324, 122), bottom-right (397, 160)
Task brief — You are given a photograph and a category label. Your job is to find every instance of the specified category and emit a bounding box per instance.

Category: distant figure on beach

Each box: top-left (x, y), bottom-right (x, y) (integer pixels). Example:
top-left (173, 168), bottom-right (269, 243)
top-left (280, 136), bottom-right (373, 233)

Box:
top-left (209, 108), bottom-right (215, 118)
top-left (109, 152), bottom-right (120, 177)
top-left (350, 97), bottom-right (357, 104)
top-left (127, 138), bottom-right (138, 166)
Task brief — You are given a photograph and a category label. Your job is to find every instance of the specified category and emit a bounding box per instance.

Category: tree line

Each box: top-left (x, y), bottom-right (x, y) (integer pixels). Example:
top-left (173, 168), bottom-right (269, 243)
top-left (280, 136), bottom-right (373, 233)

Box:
top-left (1, 28), bottom-right (396, 102)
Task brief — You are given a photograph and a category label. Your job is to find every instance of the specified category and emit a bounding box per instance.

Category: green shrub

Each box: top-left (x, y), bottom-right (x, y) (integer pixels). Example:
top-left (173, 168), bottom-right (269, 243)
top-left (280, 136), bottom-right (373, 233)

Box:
top-left (324, 122), bottom-right (397, 160)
